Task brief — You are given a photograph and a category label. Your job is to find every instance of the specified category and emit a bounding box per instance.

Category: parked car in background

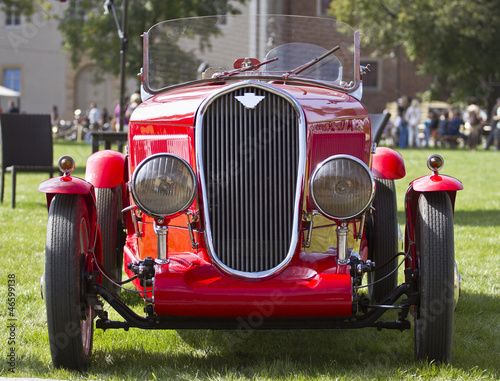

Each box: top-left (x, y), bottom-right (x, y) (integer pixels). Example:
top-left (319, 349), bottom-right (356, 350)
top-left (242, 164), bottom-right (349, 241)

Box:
top-left (39, 14), bottom-right (463, 371)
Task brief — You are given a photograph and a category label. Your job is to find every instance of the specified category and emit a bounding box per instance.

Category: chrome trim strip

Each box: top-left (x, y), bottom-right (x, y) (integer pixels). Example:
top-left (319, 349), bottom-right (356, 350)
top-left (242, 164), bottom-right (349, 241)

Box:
top-left (351, 30), bottom-right (361, 92)
top-left (141, 31), bottom-right (154, 96)
top-left (195, 81), bottom-right (306, 281)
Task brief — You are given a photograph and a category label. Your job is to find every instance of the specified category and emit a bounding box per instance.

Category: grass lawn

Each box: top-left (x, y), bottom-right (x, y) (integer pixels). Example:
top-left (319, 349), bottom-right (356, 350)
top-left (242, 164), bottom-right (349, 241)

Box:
top-left (0, 141), bottom-right (499, 380)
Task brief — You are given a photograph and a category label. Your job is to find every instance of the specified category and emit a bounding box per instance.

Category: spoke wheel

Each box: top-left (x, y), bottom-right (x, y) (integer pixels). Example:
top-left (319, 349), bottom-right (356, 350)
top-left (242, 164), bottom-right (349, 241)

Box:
top-left (95, 185), bottom-right (124, 293)
top-left (414, 192), bottom-right (455, 363)
top-left (45, 194), bottom-right (94, 370)
top-left (367, 178), bottom-right (399, 302)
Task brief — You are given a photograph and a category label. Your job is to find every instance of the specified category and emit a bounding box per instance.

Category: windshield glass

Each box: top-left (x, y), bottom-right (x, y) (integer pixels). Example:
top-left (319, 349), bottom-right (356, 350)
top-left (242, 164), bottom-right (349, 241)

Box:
top-left (144, 14), bottom-right (359, 94)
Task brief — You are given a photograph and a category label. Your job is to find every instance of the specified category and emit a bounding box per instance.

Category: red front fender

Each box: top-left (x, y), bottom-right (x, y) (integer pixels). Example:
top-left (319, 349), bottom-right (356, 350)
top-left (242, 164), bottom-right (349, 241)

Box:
top-left (371, 147), bottom-right (406, 180)
top-left (404, 174), bottom-right (463, 270)
top-left (39, 175), bottom-right (93, 195)
top-left (411, 174), bottom-right (463, 192)
top-left (38, 176), bottom-right (98, 247)
top-left (405, 174), bottom-right (463, 223)
top-left (85, 150), bottom-right (127, 189)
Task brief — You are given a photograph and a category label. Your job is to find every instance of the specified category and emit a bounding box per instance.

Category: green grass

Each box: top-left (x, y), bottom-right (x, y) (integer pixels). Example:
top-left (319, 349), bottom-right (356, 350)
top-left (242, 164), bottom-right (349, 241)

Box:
top-left (0, 142), bottom-right (499, 380)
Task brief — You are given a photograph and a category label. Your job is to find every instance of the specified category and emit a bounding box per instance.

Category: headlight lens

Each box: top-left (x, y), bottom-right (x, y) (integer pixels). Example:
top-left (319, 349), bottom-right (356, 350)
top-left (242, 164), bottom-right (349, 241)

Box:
top-left (131, 154), bottom-right (197, 218)
top-left (310, 155), bottom-right (375, 220)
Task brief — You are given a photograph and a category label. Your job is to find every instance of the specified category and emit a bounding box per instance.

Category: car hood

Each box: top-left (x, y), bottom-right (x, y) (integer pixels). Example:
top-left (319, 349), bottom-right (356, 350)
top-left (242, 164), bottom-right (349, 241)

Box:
top-left (130, 82), bottom-right (368, 126)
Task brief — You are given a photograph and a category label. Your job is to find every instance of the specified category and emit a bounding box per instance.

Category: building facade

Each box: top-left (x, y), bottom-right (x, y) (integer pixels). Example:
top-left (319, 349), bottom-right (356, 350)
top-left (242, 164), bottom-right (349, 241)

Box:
top-left (0, 2), bottom-right (122, 120)
top-left (0, 0), bottom-right (431, 119)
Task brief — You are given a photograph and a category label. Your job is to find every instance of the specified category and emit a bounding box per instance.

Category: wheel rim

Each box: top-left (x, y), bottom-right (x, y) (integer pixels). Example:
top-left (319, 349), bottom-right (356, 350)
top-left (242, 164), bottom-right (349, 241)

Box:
top-left (81, 306), bottom-right (93, 356)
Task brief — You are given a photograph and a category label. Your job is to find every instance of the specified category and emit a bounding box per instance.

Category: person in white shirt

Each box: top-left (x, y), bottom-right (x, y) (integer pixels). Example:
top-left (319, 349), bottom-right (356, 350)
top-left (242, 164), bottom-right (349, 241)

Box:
top-left (88, 102), bottom-right (101, 130)
top-left (405, 98), bottom-right (421, 148)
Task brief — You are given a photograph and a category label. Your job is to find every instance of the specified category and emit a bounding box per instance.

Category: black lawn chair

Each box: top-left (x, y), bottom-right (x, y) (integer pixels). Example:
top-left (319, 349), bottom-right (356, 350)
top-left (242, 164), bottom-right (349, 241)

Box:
top-left (0, 114), bottom-right (58, 208)
top-left (369, 113), bottom-right (391, 145)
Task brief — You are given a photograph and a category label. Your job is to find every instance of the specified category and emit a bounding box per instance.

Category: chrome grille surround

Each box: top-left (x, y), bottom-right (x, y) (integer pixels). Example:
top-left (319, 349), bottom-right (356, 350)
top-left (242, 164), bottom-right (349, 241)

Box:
top-left (195, 81), bottom-right (306, 280)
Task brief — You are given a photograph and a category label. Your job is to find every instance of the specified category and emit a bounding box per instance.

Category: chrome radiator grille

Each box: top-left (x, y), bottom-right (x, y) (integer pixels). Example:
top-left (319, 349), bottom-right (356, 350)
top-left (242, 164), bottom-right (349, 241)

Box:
top-left (200, 86), bottom-right (300, 274)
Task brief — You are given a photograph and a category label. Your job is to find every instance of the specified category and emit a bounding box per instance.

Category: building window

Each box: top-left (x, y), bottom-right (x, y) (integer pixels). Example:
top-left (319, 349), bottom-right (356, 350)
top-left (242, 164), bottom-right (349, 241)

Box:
top-left (217, 14), bottom-right (228, 26)
top-left (318, 0), bottom-right (332, 15)
top-left (360, 59), bottom-right (380, 89)
top-left (3, 69), bottom-right (21, 92)
top-left (5, 6), bottom-right (21, 26)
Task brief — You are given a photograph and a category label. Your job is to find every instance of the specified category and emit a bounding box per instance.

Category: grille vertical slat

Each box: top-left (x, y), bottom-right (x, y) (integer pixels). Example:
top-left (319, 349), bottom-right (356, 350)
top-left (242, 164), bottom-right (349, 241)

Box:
top-left (201, 86), bottom-right (300, 274)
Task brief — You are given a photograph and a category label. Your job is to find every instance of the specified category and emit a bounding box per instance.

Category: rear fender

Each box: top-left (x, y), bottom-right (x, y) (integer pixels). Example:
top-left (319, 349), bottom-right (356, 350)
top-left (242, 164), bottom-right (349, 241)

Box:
top-left (404, 175), bottom-right (463, 269)
top-left (371, 147), bottom-right (406, 180)
top-left (85, 150), bottom-right (127, 189)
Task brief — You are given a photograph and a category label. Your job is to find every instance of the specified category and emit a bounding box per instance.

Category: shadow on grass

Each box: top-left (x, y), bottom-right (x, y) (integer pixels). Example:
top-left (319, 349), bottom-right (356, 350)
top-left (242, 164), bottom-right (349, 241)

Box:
top-left (451, 291), bottom-right (500, 375)
top-left (81, 290), bottom-right (500, 380)
top-left (453, 210), bottom-right (500, 226)
top-left (90, 327), bottom-right (415, 379)
top-left (14, 288), bottom-right (498, 379)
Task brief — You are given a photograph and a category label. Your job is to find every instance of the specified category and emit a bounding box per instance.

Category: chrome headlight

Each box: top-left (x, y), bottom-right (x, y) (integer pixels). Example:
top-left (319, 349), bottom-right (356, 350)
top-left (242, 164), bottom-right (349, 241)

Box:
top-left (131, 153), bottom-right (197, 218)
top-left (310, 155), bottom-right (375, 220)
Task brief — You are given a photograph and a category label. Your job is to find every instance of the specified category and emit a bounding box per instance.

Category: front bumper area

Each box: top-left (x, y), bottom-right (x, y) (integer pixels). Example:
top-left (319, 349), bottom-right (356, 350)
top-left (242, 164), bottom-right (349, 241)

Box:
top-left (92, 250), bottom-right (413, 332)
top-left (152, 252), bottom-right (352, 318)
top-left (94, 282), bottom-right (412, 331)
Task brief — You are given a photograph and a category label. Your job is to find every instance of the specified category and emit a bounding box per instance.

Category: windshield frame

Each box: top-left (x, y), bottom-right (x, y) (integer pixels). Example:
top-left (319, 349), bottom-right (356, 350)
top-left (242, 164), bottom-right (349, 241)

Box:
top-left (141, 15), bottom-right (361, 96)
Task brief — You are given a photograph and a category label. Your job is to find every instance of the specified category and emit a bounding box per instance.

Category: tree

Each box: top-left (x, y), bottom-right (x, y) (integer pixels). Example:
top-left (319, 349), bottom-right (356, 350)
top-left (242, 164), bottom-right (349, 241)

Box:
top-left (59, 0), bottom-right (245, 80)
top-left (329, 0), bottom-right (500, 108)
top-left (2, 0), bottom-right (245, 79)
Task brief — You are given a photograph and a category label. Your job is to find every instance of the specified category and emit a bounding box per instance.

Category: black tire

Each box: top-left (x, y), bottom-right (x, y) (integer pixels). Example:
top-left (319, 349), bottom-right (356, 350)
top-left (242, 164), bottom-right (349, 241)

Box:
top-left (95, 185), bottom-right (124, 293)
top-left (414, 192), bottom-right (455, 363)
top-left (367, 178), bottom-right (399, 302)
top-left (45, 194), bottom-right (94, 370)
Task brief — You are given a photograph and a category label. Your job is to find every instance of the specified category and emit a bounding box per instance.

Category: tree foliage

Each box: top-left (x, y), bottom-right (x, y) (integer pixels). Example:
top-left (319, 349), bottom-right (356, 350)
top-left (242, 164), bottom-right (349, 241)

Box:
top-left (0, 0), bottom-right (43, 16)
top-left (59, 0), bottom-right (246, 79)
top-left (329, 0), bottom-right (500, 106)
top-left (2, 0), bottom-right (245, 79)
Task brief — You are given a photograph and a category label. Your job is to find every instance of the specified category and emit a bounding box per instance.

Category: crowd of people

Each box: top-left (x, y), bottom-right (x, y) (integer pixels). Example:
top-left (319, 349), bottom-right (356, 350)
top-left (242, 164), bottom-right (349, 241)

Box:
top-left (391, 96), bottom-right (500, 151)
top-left (50, 92), bottom-right (140, 131)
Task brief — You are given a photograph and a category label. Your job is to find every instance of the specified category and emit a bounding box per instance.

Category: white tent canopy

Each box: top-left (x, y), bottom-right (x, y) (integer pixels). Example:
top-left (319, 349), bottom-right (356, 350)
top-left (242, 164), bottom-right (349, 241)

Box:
top-left (0, 85), bottom-right (21, 97)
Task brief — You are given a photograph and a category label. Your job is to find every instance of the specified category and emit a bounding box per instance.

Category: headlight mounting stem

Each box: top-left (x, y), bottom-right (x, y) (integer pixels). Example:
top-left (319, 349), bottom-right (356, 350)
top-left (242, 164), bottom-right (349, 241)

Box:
top-left (337, 222), bottom-right (350, 265)
top-left (154, 219), bottom-right (169, 260)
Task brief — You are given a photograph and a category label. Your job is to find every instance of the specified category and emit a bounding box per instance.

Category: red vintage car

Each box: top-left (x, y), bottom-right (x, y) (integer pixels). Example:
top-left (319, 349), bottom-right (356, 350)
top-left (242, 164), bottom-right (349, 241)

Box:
top-left (39, 14), bottom-right (463, 370)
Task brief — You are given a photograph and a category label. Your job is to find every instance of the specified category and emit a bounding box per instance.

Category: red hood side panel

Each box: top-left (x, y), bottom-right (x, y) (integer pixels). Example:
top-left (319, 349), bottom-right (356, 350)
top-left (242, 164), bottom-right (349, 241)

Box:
top-left (130, 85), bottom-right (224, 125)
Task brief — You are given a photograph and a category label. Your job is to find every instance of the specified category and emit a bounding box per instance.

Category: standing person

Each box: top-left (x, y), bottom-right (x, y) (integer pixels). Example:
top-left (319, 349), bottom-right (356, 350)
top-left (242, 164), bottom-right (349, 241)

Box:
top-left (424, 110), bottom-right (439, 148)
top-left (435, 109), bottom-right (450, 146)
top-left (88, 102), bottom-right (101, 130)
top-left (485, 97), bottom-right (500, 150)
top-left (51, 105), bottom-right (59, 126)
top-left (405, 98), bottom-right (421, 148)
top-left (114, 96), bottom-right (129, 132)
top-left (7, 100), bottom-right (19, 113)
top-left (492, 101), bottom-right (500, 151)
top-left (125, 93), bottom-right (141, 124)
top-left (100, 107), bottom-right (110, 130)
top-left (466, 97), bottom-right (483, 151)
top-left (397, 96), bottom-right (410, 149)
top-left (436, 109), bottom-right (450, 137)
top-left (448, 108), bottom-right (468, 147)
